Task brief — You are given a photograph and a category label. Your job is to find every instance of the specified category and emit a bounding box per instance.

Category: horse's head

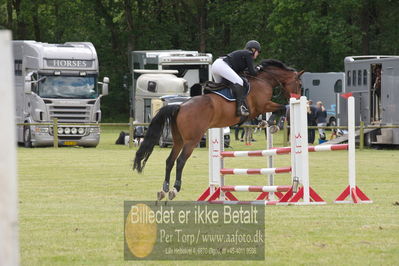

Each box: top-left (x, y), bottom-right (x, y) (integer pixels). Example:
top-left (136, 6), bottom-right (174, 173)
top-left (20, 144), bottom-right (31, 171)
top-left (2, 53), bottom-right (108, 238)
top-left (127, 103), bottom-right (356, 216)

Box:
top-left (257, 59), bottom-right (304, 100)
top-left (286, 70), bottom-right (304, 98)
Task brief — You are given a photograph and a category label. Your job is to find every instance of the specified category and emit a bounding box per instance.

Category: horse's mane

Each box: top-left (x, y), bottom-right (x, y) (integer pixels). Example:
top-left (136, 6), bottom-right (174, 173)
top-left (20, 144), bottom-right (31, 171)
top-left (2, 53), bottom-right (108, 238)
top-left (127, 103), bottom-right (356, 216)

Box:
top-left (260, 59), bottom-right (296, 72)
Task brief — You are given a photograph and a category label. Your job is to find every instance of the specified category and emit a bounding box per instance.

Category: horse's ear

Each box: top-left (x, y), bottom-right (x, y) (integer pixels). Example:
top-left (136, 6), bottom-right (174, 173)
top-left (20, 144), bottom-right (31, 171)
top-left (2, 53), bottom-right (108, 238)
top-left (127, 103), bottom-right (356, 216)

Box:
top-left (298, 70), bottom-right (305, 77)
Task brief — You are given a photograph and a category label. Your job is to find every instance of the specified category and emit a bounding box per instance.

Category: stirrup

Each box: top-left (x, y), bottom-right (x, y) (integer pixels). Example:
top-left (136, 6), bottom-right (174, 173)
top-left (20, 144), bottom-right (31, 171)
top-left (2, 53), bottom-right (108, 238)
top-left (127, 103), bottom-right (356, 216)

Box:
top-left (240, 105), bottom-right (249, 116)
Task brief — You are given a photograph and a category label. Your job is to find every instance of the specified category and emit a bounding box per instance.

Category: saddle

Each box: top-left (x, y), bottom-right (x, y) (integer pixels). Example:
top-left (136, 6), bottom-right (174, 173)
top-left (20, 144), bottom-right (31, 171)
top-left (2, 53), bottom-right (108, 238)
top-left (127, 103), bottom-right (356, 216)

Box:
top-left (203, 81), bottom-right (226, 91)
top-left (203, 78), bottom-right (250, 101)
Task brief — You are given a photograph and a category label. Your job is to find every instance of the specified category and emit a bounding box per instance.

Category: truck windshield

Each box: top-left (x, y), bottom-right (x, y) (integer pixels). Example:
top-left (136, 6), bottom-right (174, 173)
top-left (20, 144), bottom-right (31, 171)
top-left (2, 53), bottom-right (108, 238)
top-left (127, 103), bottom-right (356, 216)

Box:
top-left (38, 75), bottom-right (98, 99)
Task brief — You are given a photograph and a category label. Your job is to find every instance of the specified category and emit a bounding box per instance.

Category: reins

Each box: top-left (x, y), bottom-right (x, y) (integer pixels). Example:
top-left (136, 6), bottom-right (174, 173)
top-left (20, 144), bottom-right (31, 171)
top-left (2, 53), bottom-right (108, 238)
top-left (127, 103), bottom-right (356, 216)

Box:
top-left (243, 70), bottom-right (285, 99)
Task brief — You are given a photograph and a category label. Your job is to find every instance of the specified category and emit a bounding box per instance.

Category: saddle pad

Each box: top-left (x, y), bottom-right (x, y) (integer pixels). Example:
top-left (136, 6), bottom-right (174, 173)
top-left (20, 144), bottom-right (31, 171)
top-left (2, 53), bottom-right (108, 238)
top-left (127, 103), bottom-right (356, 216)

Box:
top-left (205, 85), bottom-right (250, 102)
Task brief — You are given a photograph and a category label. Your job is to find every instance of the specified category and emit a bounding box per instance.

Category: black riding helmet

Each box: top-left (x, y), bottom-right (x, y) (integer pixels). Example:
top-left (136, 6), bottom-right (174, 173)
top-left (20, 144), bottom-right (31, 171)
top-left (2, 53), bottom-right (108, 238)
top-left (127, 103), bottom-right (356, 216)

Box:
top-left (245, 40), bottom-right (261, 53)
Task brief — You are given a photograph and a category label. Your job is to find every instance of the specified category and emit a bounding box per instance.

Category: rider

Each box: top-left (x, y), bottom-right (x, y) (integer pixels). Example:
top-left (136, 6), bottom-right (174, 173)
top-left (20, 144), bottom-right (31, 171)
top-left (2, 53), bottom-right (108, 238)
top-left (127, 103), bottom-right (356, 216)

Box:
top-left (211, 40), bottom-right (261, 116)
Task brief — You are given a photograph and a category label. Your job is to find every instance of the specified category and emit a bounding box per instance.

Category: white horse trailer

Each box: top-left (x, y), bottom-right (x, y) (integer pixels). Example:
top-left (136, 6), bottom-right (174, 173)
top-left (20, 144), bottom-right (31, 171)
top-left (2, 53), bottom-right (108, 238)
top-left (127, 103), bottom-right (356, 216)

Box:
top-left (301, 72), bottom-right (345, 126)
top-left (341, 56), bottom-right (399, 145)
top-left (130, 50), bottom-right (212, 122)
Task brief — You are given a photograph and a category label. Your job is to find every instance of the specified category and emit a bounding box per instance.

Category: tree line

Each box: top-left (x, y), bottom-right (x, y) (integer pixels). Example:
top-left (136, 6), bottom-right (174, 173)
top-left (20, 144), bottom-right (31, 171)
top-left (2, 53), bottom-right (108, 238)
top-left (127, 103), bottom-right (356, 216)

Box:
top-left (1, 0), bottom-right (398, 121)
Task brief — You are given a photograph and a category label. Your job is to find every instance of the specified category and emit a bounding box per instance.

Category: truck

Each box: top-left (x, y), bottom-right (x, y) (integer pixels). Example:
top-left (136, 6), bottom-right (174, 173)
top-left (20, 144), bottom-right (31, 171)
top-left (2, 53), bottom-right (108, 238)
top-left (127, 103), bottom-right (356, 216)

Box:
top-left (340, 55), bottom-right (399, 145)
top-left (13, 41), bottom-right (109, 147)
top-left (300, 72), bottom-right (345, 126)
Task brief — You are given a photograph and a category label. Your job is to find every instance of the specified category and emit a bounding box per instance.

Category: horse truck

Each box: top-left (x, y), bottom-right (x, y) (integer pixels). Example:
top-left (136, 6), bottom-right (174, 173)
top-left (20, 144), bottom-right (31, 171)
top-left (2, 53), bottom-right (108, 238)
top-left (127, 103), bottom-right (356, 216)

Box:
top-left (13, 41), bottom-right (109, 147)
top-left (130, 50), bottom-right (230, 147)
top-left (131, 50), bottom-right (213, 123)
top-left (300, 72), bottom-right (345, 126)
top-left (340, 56), bottom-right (399, 145)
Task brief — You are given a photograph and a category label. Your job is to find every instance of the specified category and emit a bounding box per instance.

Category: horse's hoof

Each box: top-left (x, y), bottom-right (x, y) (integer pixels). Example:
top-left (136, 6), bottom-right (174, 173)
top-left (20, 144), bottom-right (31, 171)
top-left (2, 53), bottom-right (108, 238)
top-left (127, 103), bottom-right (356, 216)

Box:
top-left (270, 125), bottom-right (280, 134)
top-left (168, 188), bottom-right (178, 200)
top-left (157, 191), bottom-right (166, 201)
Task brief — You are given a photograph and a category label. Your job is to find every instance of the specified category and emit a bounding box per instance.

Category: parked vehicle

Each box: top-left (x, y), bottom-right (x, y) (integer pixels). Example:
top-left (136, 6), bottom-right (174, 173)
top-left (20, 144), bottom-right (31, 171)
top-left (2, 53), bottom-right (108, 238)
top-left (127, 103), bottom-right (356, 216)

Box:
top-left (340, 56), bottom-right (399, 145)
top-left (300, 72), bottom-right (344, 126)
top-left (13, 41), bottom-right (109, 147)
top-left (130, 50), bottom-right (212, 123)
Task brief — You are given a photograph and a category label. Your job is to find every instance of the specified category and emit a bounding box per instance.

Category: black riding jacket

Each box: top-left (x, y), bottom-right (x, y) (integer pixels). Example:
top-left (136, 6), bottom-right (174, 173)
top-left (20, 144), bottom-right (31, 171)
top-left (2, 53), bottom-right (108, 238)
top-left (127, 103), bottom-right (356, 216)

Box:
top-left (223, 50), bottom-right (258, 76)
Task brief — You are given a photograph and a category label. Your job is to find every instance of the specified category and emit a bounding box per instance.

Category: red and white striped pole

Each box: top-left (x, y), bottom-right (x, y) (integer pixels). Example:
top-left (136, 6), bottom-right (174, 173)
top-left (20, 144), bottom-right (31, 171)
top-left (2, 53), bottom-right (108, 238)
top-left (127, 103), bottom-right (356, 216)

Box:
top-left (220, 144), bottom-right (348, 157)
top-left (220, 167), bottom-right (291, 175)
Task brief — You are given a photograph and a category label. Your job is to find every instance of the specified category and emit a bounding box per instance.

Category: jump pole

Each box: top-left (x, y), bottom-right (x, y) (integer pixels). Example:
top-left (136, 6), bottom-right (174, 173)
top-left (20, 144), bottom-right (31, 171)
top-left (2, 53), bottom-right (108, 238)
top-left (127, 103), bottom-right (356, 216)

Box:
top-left (198, 96), bottom-right (326, 205)
top-left (334, 96), bottom-right (372, 204)
top-left (198, 113), bottom-right (279, 202)
top-left (0, 30), bottom-right (19, 266)
top-left (256, 112), bottom-right (276, 201)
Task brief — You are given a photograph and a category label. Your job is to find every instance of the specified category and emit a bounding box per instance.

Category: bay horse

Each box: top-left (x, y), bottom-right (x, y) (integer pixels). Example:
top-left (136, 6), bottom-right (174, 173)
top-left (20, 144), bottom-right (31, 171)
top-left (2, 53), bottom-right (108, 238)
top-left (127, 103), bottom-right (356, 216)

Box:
top-left (134, 59), bottom-right (304, 200)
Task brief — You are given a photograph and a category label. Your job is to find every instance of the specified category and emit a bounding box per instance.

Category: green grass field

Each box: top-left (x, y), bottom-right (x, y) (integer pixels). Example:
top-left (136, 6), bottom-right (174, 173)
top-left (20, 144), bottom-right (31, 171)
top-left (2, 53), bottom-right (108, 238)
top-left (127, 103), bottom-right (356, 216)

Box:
top-left (18, 127), bottom-right (399, 265)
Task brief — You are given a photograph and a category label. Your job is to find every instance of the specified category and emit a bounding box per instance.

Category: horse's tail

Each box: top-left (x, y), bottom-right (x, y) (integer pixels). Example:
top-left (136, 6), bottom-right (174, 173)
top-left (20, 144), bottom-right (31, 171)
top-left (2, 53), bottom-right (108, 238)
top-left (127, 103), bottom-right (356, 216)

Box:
top-left (133, 104), bottom-right (181, 173)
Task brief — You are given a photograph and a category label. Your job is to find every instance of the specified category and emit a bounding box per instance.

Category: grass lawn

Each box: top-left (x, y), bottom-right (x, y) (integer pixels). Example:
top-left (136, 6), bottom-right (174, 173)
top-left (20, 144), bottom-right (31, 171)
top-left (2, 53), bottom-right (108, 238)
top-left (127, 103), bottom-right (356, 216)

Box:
top-left (18, 127), bottom-right (399, 265)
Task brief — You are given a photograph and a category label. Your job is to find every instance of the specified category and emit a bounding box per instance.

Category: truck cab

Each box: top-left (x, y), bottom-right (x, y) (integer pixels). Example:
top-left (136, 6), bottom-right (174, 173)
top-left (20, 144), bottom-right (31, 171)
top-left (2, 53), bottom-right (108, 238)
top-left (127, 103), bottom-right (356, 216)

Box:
top-left (13, 41), bottom-right (109, 147)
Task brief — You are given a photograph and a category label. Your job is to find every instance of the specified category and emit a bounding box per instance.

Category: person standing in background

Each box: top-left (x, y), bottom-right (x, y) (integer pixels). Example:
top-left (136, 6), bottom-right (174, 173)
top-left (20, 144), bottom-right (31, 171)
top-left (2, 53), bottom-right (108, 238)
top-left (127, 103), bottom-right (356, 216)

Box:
top-left (307, 100), bottom-right (317, 144)
top-left (316, 101), bottom-right (327, 140)
top-left (243, 119), bottom-right (254, 145)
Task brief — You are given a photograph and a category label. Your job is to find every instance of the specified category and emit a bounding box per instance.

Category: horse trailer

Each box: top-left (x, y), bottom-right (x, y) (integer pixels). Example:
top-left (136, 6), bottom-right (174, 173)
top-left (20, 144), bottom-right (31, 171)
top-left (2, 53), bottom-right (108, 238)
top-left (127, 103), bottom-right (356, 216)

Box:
top-left (301, 72), bottom-right (345, 126)
top-left (13, 41), bottom-right (109, 147)
top-left (130, 50), bottom-right (212, 123)
top-left (341, 56), bottom-right (399, 145)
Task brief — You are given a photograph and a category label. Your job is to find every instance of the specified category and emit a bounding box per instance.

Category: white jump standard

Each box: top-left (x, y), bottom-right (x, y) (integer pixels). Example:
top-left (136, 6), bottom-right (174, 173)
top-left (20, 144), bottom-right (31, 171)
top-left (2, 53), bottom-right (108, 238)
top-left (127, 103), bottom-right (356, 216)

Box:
top-left (334, 95), bottom-right (372, 204)
top-left (197, 95), bottom-right (372, 205)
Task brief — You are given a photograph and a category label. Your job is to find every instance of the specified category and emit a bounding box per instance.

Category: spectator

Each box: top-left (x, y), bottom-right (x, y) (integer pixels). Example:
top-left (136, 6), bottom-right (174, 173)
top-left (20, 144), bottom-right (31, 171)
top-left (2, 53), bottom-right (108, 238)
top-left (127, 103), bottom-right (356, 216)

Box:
top-left (243, 120), bottom-right (254, 145)
top-left (315, 101), bottom-right (327, 140)
top-left (307, 100), bottom-right (317, 144)
top-left (285, 106), bottom-right (291, 143)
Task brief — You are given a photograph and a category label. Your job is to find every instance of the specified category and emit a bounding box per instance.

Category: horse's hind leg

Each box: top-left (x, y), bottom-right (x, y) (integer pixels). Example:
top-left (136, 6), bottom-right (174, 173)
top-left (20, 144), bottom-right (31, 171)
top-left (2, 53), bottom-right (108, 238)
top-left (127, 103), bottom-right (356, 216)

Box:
top-left (168, 141), bottom-right (197, 200)
top-left (158, 124), bottom-right (183, 200)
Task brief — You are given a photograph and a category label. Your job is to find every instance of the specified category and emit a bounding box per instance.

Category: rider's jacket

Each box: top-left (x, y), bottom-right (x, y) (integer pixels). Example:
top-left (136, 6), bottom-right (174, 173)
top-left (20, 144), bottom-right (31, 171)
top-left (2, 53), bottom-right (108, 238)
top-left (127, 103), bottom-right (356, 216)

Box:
top-left (223, 50), bottom-right (257, 76)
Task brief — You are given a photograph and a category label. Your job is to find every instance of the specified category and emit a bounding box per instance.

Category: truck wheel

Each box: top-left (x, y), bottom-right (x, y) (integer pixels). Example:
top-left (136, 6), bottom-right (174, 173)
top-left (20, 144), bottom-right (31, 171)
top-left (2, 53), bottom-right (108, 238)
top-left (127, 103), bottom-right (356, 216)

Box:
top-left (23, 126), bottom-right (32, 148)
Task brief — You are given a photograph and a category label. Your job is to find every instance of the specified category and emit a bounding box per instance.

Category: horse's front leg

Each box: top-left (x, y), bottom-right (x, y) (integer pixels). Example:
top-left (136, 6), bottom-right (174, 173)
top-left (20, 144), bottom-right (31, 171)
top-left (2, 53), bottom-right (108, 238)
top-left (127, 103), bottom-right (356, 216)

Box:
top-left (262, 101), bottom-right (286, 113)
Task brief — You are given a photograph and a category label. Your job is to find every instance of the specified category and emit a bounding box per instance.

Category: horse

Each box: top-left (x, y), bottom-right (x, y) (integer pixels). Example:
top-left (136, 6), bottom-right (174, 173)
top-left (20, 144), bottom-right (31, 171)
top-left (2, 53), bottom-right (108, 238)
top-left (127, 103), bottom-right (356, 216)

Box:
top-left (133, 59), bottom-right (304, 200)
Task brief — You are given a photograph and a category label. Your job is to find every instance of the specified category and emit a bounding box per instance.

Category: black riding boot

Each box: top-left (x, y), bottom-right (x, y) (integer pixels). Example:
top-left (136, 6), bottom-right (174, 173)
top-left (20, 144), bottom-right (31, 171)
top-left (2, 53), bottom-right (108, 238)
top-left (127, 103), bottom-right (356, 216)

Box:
top-left (230, 83), bottom-right (249, 116)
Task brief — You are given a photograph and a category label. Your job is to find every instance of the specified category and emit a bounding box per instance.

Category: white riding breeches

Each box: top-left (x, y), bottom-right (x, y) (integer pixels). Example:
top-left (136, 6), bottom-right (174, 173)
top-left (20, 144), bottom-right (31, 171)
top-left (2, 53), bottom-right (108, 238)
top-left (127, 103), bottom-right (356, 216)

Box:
top-left (211, 58), bottom-right (243, 86)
